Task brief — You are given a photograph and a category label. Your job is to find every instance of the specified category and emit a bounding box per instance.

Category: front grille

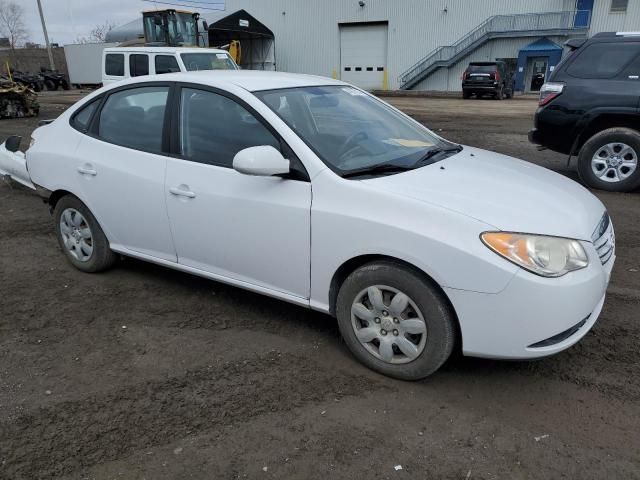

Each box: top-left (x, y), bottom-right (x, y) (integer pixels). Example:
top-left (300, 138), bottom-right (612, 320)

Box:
top-left (592, 212), bottom-right (615, 265)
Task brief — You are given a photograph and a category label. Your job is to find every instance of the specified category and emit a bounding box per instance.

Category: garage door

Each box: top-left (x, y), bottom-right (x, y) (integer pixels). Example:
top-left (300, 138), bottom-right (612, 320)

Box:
top-left (340, 23), bottom-right (388, 90)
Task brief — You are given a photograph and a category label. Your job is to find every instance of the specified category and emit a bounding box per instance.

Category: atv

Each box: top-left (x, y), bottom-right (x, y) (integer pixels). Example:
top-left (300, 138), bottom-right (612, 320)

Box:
top-left (40, 68), bottom-right (70, 91)
top-left (10, 70), bottom-right (44, 92)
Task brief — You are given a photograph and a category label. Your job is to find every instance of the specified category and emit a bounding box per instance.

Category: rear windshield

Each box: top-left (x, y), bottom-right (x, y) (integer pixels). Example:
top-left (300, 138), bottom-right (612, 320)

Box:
top-left (468, 64), bottom-right (497, 73)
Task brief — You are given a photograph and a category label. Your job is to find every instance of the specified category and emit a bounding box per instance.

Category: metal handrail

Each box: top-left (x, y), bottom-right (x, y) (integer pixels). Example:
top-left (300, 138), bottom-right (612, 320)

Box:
top-left (399, 10), bottom-right (591, 88)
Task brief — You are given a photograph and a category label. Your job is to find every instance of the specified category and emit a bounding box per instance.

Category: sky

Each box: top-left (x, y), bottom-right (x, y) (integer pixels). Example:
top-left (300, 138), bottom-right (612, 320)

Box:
top-left (19, 0), bottom-right (226, 45)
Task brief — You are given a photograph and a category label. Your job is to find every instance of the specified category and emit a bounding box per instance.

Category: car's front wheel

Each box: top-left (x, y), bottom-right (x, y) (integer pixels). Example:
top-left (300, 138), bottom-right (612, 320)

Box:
top-left (53, 195), bottom-right (118, 273)
top-left (578, 128), bottom-right (640, 192)
top-left (336, 261), bottom-right (456, 380)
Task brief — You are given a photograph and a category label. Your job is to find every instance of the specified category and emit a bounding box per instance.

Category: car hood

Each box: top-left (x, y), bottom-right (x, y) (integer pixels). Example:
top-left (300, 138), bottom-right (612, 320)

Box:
top-left (363, 146), bottom-right (605, 241)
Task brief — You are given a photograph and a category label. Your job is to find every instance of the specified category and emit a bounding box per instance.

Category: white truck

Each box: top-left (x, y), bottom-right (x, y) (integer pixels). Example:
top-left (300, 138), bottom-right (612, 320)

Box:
top-left (64, 43), bottom-right (119, 88)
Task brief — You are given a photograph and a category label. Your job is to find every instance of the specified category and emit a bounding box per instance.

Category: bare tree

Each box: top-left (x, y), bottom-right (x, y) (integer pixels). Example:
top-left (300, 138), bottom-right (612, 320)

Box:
top-left (76, 20), bottom-right (116, 44)
top-left (0, 0), bottom-right (28, 51)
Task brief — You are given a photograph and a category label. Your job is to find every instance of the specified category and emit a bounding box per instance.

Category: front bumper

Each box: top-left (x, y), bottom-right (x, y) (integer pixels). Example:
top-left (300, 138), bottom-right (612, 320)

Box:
top-left (445, 241), bottom-right (614, 360)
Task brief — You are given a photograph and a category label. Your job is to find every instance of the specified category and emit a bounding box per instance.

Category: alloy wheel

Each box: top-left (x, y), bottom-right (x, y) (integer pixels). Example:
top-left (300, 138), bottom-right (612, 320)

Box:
top-left (591, 142), bottom-right (638, 183)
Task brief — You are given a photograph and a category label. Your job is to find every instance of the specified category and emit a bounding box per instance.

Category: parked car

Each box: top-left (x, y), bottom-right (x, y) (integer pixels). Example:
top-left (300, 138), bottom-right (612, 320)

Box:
top-left (102, 47), bottom-right (238, 86)
top-left (0, 72), bottom-right (614, 380)
top-left (529, 32), bottom-right (640, 192)
top-left (40, 68), bottom-right (70, 91)
top-left (462, 61), bottom-right (513, 99)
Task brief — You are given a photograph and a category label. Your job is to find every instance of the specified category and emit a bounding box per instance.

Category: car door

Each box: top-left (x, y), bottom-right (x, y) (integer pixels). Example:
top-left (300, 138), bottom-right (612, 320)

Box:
top-left (73, 83), bottom-right (177, 262)
top-left (164, 85), bottom-right (311, 299)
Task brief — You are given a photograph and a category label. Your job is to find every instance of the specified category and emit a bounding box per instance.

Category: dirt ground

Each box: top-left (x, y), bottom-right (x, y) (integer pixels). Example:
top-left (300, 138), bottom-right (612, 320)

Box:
top-left (0, 92), bottom-right (638, 480)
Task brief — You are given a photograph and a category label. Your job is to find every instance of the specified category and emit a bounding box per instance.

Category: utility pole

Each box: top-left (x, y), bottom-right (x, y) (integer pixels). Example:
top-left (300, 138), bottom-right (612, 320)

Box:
top-left (36, 0), bottom-right (56, 71)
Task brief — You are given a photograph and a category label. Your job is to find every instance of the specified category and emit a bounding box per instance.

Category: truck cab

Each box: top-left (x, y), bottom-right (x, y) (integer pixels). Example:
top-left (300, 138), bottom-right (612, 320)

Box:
top-left (102, 47), bottom-right (238, 86)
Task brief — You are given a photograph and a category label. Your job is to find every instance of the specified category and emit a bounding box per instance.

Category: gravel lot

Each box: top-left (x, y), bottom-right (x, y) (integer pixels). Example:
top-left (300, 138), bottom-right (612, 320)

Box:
top-left (1, 91), bottom-right (638, 480)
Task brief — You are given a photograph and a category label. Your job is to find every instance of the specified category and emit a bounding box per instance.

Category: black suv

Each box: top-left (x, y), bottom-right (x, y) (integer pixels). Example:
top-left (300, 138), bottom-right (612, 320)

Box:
top-left (462, 61), bottom-right (513, 100)
top-left (529, 32), bottom-right (640, 192)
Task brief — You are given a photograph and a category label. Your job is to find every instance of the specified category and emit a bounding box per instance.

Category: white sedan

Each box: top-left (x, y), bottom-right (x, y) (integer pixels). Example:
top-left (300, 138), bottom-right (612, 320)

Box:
top-left (0, 71), bottom-right (615, 380)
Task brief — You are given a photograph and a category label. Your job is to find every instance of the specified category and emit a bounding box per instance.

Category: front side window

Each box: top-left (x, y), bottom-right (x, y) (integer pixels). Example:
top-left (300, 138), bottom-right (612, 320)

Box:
top-left (105, 54), bottom-right (124, 76)
top-left (155, 55), bottom-right (180, 74)
top-left (180, 53), bottom-right (237, 71)
top-left (98, 86), bottom-right (169, 154)
top-left (255, 86), bottom-right (454, 176)
top-left (179, 88), bottom-right (280, 167)
top-left (129, 54), bottom-right (149, 77)
top-left (567, 42), bottom-right (640, 79)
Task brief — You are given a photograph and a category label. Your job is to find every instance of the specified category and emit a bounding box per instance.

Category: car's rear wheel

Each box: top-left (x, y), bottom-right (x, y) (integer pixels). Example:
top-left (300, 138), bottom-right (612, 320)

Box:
top-left (578, 128), bottom-right (640, 192)
top-left (53, 195), bottom-right (118, 273)
top-left (495, 86), bottom-right (504, 100)
top-left (336, 261), bottom-right (456, 380)
top-left (462, 89), bottom-right (471, 99)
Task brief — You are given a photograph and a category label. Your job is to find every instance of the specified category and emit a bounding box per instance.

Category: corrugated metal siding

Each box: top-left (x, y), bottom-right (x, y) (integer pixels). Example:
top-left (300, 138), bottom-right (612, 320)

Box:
top-left (222, 0), bottom-right (570, 89)
top-left (588, 0), bottom-right (640, 34)
top-left (414, 35), bottom-right (570, 91)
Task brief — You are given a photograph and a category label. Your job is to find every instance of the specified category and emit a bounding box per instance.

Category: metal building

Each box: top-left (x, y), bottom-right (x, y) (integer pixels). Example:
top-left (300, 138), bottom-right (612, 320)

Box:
top-left (215, 0), bottom-right (639, 92)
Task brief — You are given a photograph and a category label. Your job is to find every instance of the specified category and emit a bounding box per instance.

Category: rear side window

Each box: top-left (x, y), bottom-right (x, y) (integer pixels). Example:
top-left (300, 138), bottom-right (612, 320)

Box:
top-left (105, 54), bottom-right (124, 76)
top-left (71, 98), bottom-right (100, 131)
top-left (567, 42), bottom-right (640, 79)
top-left (98, 86), bottom-right (169, 154)
top-left (129, 54), bottom-right (149, 77)
top-left (155, 55), bottom-right (180, 74)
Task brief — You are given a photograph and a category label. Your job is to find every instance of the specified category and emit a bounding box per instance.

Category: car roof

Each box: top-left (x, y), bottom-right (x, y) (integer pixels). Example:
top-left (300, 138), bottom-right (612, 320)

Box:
top-left (103, 47), bottom-right (228, 54)
top-left (116, 70), bottom-right (347, 92)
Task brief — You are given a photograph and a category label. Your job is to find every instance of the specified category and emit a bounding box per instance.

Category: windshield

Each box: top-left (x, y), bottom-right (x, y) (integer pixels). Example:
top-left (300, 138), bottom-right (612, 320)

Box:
top-left (169, 13), bottom-right (197, 46)
top-left (255, 85), bottom-right (456, 176)
top-left (180, 53), bottom-right (237, 71)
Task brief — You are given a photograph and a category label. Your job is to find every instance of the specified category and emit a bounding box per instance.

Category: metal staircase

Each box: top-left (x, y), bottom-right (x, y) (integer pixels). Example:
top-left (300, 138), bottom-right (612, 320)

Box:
top-left (399, 10), bottom-right (590, 90)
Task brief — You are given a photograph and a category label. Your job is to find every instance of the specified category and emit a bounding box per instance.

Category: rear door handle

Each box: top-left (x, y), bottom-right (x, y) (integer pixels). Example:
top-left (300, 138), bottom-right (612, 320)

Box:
top-left (77, 165), bottom-right (97, 176)
top-left (169, 186), bottom-right (196, 199)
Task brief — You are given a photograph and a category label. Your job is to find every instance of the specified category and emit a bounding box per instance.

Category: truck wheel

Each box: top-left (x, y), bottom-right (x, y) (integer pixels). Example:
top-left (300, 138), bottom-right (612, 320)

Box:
top-left (54, 195), bottom-right (118, 273)
top-left (462, 90), bottom-right (471, 99)
top-left (61, 80), bottom-right (70, 90)
top-left (44, 79), bottom-right (56, 91)
top-left (578, 128), bottom-right (640, 192)
top-left (336, 261), bottom-right (456, 380)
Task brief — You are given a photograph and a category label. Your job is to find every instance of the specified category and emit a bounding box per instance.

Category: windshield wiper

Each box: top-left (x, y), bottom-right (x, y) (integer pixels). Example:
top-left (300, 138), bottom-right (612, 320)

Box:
top-left (341, 163), bottom-right (415, 179)
top-left (411, 145), bottom-right (463, 167)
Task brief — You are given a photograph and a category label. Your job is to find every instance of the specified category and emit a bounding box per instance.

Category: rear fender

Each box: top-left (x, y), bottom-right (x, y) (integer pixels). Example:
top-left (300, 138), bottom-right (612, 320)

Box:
top-left (0, 142), bottom-right (35, 190)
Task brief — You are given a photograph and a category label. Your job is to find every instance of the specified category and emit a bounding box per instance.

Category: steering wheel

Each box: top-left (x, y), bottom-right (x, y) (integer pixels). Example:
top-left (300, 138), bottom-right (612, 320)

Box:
top-left (338, 131), bottom-right (368, 158)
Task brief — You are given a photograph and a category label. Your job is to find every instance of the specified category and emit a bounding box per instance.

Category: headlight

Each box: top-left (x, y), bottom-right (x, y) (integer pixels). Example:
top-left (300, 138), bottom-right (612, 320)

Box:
top-left (481, 232), bottom-right (588, 277)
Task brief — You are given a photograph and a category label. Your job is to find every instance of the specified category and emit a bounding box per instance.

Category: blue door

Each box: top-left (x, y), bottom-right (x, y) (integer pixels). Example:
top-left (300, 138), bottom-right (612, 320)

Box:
top-left (574, 0), bottom-right (594, 28)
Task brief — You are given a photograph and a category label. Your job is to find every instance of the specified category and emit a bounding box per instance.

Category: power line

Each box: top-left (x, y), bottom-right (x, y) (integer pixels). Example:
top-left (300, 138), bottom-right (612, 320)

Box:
top-left (141, 0), bottom-right (226, 10)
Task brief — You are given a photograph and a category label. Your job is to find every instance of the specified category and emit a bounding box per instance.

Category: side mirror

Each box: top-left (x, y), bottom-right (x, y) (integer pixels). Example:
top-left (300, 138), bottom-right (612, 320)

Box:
top-left (5, 135), bottom-right (21, 153)
top-left (233, 146), bottom-right (290, 177)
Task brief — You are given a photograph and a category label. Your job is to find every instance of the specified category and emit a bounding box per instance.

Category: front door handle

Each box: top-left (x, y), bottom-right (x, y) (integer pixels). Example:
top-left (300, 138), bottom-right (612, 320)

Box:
top-left (77, 165), bottom-right (97, 176)
top-left (169, 186), bottom-right (196, 199)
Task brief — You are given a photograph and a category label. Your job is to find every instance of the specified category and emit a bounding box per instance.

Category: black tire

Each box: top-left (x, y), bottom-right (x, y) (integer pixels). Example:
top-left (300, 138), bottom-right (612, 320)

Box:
top-left (462, 89), bottom-right (471, 99)
top-left (53, 195), bottom-right (118, 273)
top-left (505, 86), bottom-right (513, 99)
top-left (336, 261), bottom-right (456, 380)
top-left (44, 79), bottom-right (56, 91)
top-left (61, 79), bottom-right (70, 90)
top-left (577, 127), bottom-right (640, 193)
top-left (495, 85), bottom-right (504, 100)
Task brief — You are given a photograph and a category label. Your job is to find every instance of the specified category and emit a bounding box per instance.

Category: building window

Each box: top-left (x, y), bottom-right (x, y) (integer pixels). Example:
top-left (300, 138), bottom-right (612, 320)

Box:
top-left (610, 0), bottom-right (628, 13)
